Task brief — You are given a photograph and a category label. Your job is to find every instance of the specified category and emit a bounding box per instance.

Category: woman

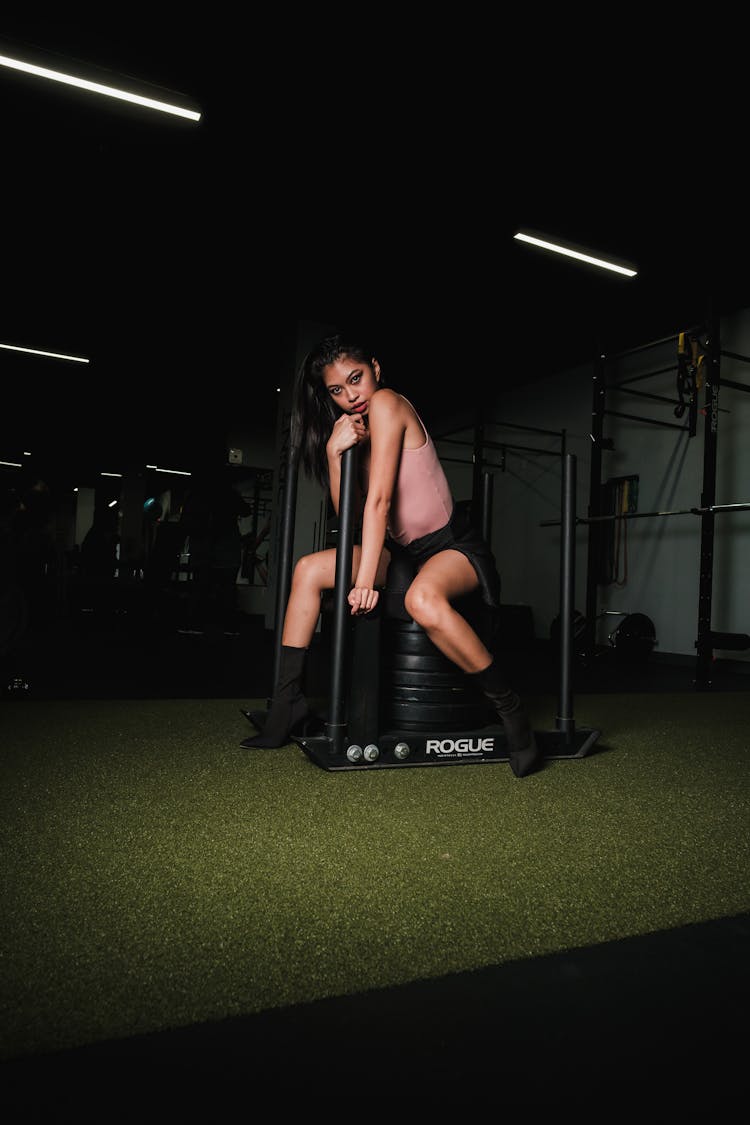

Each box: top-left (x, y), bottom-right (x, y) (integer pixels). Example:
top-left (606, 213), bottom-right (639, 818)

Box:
top-left (242, 332), bottom-right (541, 778)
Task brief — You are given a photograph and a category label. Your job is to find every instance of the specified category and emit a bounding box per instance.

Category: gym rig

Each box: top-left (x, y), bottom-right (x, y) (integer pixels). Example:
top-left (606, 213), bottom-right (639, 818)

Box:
top-left (543, 318), bottom-right (750, 689)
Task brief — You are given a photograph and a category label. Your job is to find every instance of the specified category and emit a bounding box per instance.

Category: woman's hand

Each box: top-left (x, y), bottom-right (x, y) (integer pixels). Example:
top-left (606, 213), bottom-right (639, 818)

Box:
top-left (327, 412), bottom-right (368, 458)
top-left (348, 585), bottom-right (380, 616)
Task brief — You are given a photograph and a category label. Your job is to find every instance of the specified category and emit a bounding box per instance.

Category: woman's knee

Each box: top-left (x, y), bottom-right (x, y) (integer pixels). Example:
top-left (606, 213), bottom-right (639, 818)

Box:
top-left (404, 582), bottom-right (445, 629)
top-left (292, 550), bottom-right (334, 592)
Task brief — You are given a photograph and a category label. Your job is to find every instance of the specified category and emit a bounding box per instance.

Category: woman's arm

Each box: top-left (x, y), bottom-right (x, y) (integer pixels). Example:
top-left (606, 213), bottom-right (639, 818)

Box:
top-left (350, 390), bottom-right (405, 610)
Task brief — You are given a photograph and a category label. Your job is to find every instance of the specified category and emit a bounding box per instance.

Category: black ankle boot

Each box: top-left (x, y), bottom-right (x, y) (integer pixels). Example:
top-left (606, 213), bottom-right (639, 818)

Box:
top-left (240, 645), bottom-right (309, 748)
top-left (474, 659), bottom-right (543, 778)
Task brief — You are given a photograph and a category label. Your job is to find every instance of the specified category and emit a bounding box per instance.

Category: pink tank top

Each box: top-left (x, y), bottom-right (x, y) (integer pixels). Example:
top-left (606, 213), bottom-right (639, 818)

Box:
top-left (387, 407), bottom-right (453, 546)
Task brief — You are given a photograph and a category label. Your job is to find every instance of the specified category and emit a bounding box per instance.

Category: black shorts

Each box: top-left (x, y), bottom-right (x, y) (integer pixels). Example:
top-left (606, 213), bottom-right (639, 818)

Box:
top-left (384, 504), bottom-right (501, 613)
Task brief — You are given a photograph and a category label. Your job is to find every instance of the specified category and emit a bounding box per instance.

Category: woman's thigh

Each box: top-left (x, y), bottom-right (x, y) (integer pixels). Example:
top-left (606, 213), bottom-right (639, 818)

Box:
top-left (409, 549), bottom-right (479, 601)
top-left (300, 545), bottom-right (391, 589)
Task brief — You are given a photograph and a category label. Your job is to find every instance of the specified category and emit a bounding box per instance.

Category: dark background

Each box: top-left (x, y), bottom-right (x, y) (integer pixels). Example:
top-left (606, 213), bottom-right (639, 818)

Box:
top-left (3, 21), bottom-right (749, 480)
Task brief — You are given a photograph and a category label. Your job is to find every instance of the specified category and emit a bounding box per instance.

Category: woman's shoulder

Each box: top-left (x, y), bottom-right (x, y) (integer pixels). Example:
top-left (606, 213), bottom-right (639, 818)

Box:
top-left (369, 389), bottom-right (426, 449)
top-left (369, 388), bottom-right (415, 421)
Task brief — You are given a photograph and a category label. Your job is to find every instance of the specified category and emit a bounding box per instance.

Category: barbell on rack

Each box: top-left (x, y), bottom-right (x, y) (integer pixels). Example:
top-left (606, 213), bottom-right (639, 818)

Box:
top-left (542, 500), bottom-right (750, 656)
top-left (540, 501), bottom-right (750, 528)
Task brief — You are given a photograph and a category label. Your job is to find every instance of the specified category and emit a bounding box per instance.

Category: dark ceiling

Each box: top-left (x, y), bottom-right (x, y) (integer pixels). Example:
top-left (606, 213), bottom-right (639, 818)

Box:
top-left (2, 21), bottom-right (748, 479)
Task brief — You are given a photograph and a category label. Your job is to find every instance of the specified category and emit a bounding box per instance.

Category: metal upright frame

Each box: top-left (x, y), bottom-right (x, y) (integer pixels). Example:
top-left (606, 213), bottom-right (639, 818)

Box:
top-left (586, 314), bottom-right (750, 690)
top-left (695, 312), bottom-right (721, 691)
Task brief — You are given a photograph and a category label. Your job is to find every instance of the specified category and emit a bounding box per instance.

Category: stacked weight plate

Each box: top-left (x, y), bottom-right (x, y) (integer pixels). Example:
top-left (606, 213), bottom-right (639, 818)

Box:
top-left (382, 618), bottom-right (495, 732)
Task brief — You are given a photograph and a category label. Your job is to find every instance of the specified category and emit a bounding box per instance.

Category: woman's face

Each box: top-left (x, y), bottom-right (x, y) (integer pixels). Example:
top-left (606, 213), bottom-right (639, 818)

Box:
top-left (322, 355), bottom-right (381, 416)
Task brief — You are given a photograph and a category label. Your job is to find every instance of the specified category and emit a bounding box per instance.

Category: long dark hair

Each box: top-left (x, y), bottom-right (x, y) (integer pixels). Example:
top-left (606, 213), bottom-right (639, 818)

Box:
top-left (291, 332), bottom-right (384, 489)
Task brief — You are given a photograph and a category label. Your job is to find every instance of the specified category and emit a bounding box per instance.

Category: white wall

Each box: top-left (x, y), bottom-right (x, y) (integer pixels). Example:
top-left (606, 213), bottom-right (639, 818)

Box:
top-left (462, 311), bottom-right (750, 660)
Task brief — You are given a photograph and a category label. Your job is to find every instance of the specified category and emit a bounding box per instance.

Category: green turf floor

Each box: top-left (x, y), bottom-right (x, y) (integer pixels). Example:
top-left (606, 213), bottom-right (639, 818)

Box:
top-left (2, 689), bottom-right (748, 1081)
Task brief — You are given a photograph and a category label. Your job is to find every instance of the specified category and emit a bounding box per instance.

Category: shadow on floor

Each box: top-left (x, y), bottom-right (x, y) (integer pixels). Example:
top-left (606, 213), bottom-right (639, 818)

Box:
top-left (2, 912), bottom-right (747, 1112)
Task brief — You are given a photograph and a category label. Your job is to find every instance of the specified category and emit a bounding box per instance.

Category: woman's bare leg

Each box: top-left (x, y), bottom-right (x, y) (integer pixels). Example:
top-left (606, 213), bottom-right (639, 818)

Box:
top-left (281, 548), bottom-right (339, 648)
top-left (281, 546), bottom-right (391, 648)
top-left (242, 546), bottom-right (390, 749)
top-left (404, 549), bottom-right (541, 777)
top-left (403, 550), bottom-right (491, 672)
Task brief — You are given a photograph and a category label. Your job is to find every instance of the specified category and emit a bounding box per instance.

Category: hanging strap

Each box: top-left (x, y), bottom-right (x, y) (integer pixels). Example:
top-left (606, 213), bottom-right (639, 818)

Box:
top-left (611, 479), bottom-right (628, 587)
top-left (675, 330), bottom-right (707, 416)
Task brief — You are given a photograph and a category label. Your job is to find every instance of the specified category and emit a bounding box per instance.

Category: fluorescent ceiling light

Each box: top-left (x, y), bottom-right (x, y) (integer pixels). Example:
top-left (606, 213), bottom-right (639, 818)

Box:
top-left (514, 231), bottom-right (637, 277)
top-left (1, 461), bottom-right (23, 468)
top-left (146, 465), bottom-right (192, 476)
top-left (0, 53), bottom-right (201, 121)
top-left (1, 342), bottom-right (90, 363)
top-left (100, 472), bottom-right (123, 478)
